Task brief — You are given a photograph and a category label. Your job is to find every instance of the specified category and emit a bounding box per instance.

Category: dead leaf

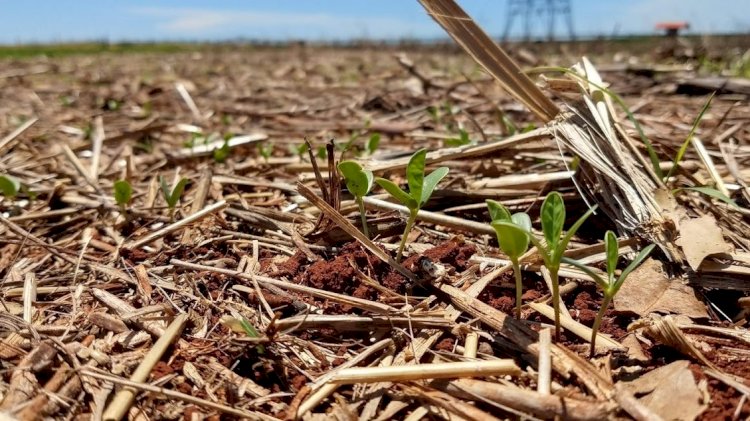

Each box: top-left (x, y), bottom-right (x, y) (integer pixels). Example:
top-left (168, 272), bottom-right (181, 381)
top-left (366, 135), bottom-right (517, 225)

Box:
top-left (675, 215), bottom-right (733, 270)
top-left (614, 258), bottom-right (708, 319)
top-left (620, 360), bottom-right (707, 421)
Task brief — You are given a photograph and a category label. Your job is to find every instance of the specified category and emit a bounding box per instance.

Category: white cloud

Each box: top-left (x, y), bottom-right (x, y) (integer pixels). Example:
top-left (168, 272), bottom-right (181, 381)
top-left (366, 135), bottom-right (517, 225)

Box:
top-left (130, 7), bottom-right (435, 39)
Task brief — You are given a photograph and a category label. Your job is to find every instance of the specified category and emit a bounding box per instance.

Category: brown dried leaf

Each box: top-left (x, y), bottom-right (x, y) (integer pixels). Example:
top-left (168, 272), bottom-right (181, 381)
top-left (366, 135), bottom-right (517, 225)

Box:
top-left (614, 258), bottom-right (708, 319)
top-left (620, 360), bottom-right (707, 421)
top-left (675, 215), bottom-right (733, 270)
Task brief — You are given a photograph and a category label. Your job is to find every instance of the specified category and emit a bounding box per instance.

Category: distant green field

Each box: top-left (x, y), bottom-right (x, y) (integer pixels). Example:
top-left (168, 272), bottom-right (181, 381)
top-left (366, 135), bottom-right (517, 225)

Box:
top-left (0, 33), bottom-right (747, 60)
top-left (0, 42), bottom-right (208, 59)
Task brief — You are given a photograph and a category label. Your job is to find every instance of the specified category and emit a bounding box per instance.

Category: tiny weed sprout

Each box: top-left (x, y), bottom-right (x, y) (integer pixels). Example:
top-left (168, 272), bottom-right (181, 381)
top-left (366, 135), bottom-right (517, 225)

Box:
top-left (338, 160), bottom-right (374, 238)
top-left (487, 200), bottom-right (531, 318)
top-left (213, 139), bottom-right (231, 163)
top-left (562, 232), bottom-right (655, 356)
top-left (159, 176), bottom-right (188, 220)
top-left (375, 149), bottom-right (448, 262)
top-left (0, 174), bottom-right (20, 199)
top-left (666, 92), bottom-right (714, 182)
top-left (526, 192), bottom-right (597, 341)
top-left (240, 317), bottom-right (266, 354)
top-left (294, 142), bottom-right (309, 158)
top-left (113, 180), bottom-right (133, 210)
top-left (445, 129), bottom-right (472, 147)
top-left (258, 142), bottom-right (274, 163)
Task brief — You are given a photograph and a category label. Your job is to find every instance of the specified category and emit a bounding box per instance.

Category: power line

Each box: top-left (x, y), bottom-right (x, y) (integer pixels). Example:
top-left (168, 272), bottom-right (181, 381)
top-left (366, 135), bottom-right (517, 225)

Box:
top-left (502, 0), bottom-right (575, 42)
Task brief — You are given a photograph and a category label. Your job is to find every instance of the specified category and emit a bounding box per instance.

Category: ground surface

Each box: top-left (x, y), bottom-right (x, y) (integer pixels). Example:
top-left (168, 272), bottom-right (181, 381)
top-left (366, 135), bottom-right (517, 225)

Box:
top-left (1, 41), bottom-right (750, 420)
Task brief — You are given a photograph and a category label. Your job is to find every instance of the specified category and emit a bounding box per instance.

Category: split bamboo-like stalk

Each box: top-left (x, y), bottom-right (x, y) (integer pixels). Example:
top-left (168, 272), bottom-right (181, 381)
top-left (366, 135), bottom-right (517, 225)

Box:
top-left (417, 0), bottom-right (682, 261)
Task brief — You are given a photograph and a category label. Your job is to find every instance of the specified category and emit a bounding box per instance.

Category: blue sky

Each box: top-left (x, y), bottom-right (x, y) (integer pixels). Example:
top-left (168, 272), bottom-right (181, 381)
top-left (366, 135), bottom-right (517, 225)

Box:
top-left (1, 0), bottom-right (748, 44)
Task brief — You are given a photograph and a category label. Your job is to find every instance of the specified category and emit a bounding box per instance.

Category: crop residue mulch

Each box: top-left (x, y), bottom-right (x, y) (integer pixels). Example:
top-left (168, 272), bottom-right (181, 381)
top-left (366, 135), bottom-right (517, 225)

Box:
top-left (1, 39), bottom-right (750, 420)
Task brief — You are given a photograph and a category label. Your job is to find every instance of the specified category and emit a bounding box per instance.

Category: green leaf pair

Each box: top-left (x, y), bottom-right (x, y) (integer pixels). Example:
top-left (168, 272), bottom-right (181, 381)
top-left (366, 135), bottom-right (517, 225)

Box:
top-left (160, 176), bottom-right (189, 219)
top-left (487, 200), bottom-right (531, 318)
top-left (526, 192), bottom-right (598, 340)
top-left (562, 232), bottom-right (655, 356)
top-left (338, 160), bottom-right (374, 238)
top-left (375, 149), bottom-right (449, 262)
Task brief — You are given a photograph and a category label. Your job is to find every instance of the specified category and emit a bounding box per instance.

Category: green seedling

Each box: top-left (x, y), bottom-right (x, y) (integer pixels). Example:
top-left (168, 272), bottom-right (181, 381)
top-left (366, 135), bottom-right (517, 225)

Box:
top-left (239, 317), bottom-right (266, 354)
top-left (375, 149), bottom-right (448, 262)
top-left (365, 133), bottom-right (381, 156)
top-left (445, 129), bottom-right (472, 147)
top-left (0, 175), bottom-right (20, 199)
top-left (562, 232), bottom-right (655, 356)
top-left (294, 142), bottom-right (309, 158)
top-left (113, 180), bottom-right (133, 211)
top-left (338, 160), bottom-right (374, 238)
top-left (258, 142), bottom-right (274, 163)
top-left (526, 192), bottom-right (598, 341)
top-left (487, 200), bottom-right (531, 319)
top-left (213, 139), bottom-right (231, 163)
top-left (159, 176), bottom-right (188, 220)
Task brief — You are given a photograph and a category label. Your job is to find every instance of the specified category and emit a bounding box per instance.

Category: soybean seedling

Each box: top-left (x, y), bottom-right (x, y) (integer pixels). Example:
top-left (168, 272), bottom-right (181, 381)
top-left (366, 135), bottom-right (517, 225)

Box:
top-left (375, 149), bottom-right (449, 262)
top-left (487, 200), bottom-right (531, 319)
top-left (338, 160), bottom-right (374, 238)
top-left (526, 192), bottom-right (597, 341)
top-left (562, 232), bottom-right (655, 356)
top-left (0, 175), bottom-right (20, 199)
top-left (113, 180), bottom-right (133, 212)
top-left (159, 176), bottom-right (188, 220)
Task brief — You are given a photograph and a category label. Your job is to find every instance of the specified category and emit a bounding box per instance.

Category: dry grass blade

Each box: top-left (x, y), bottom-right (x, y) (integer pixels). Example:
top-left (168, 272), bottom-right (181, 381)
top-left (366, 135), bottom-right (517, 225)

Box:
top-left (297, 181), bottom-right (416, 282)
top-left (432, 378), bottom-right (616, 421)
top-left (328, 360), bottom-right (521, 384)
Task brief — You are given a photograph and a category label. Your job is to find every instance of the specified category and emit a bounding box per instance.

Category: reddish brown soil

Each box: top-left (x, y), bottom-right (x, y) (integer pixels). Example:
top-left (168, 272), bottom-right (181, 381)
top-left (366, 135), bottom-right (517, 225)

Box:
top-left (435, 337), bottom-right (456, 352)
top-left (272, 238), bottom-right (477, 311)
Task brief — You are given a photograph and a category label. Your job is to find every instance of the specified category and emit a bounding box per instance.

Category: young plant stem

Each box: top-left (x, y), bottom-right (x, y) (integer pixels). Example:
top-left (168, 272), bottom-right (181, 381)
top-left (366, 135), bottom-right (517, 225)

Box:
top-left (590, 294), bottom-right (611, 358)
top-left (396, 209), bottom-right (418, 263)
top-left (549, 267), bottom-right (561, 341)
top-left (356, 197), bottom-right (369, 239)
top-left (512, 258), bottom-right (522, 319)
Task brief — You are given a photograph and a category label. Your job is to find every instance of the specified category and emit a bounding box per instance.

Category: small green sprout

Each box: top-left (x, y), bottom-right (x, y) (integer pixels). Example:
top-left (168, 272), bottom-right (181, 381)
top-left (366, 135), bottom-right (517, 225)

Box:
top-left (366, 133), bottom-right (381, 156)
top-left (445, 129), bottom-right (472, 147)
top-left (0, 175), bottom-right (20, 199)
top-left (375, 149), bottom-right (449, 262)
top-left (526, 192), bottom-right (597, 341)
top-left (159, 176), bottom-right (188, 220)
top-left (239, 317), bottom-right (265, 354)
top-left (293, 142), bottom-right (309, 158)
top-left (113, 180), bottom-right (133, 210)
top-left (338, 160), bottom-right (374, 238)
top-left (258, 142), bottom-right (274, 163)
top-left (213, 138), bottom-right (231, 163)
top-left (562, 232), bottom-right (655, 357)
top-left (487, 200), bottom-right (531, 319)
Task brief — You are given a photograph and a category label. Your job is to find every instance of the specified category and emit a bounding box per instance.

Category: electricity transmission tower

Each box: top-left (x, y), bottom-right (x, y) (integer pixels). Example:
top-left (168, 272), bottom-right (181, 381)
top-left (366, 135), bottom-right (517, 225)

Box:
top-left (502, 0), bottom-right (575, 42)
